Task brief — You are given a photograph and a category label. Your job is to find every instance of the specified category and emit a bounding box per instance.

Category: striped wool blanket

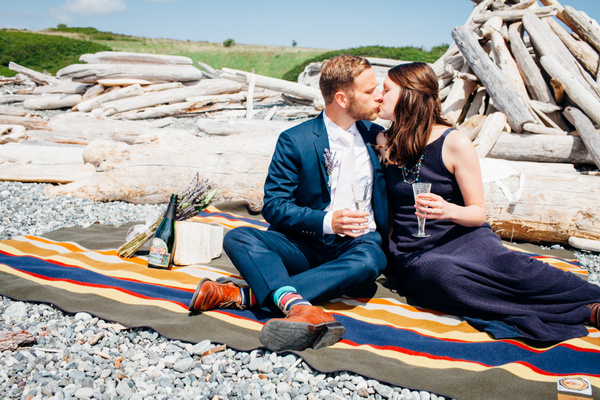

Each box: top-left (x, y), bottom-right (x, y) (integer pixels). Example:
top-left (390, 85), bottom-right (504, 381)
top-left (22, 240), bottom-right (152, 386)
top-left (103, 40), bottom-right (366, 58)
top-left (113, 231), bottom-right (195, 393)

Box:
top-left (0, 203), bottom-right (598, 400)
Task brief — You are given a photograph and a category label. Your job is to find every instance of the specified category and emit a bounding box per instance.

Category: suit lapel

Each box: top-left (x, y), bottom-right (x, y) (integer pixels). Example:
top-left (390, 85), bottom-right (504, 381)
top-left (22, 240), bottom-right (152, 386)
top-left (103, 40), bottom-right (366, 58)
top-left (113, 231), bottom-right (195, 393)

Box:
top-left (313, 114), bottom-right (331, 195)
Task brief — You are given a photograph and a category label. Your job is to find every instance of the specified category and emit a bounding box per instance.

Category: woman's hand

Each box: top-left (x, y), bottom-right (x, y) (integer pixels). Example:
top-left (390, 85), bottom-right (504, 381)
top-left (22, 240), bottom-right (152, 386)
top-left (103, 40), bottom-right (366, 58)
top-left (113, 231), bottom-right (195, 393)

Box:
top-left (414, 192), bottom-right (451, 220)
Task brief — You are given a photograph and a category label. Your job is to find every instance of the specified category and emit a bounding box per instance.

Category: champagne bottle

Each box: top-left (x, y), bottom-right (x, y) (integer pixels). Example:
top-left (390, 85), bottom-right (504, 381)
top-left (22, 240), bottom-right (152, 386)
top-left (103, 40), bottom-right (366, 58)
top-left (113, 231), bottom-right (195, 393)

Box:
top-left (148, 194), bottom-right (178, 270)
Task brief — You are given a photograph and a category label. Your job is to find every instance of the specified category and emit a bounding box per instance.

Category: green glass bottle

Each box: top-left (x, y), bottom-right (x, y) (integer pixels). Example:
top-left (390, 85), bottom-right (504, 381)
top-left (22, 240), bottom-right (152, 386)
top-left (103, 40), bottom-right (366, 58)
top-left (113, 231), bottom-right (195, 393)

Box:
top-left (148, 194), bottom-right (178, 270)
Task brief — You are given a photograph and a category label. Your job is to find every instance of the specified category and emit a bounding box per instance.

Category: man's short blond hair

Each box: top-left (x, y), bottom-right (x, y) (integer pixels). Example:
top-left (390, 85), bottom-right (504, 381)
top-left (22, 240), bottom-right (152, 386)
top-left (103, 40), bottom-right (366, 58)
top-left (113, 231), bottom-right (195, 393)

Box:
top-left (319, 55), bottom-right (372, 104)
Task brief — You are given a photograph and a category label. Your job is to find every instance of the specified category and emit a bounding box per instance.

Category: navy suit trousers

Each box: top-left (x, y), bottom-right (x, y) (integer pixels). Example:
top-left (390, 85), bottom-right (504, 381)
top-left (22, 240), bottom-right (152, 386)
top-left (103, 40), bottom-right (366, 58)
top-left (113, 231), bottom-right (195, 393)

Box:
top-left (223, 227), bottom-right (387, 308)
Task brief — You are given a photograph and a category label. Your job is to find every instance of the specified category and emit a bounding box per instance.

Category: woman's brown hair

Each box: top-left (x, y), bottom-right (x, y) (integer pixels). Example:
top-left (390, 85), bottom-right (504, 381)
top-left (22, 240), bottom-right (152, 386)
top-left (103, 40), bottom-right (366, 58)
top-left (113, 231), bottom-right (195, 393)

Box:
top-left (382, 62), bottom-right (452, 167)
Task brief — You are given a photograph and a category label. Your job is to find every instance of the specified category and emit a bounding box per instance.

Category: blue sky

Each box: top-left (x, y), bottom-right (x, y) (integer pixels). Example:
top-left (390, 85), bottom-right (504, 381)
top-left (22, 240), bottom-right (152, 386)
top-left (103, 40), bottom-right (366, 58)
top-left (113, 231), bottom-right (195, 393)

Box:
top-left (1, 0), bottom-right (599, 50)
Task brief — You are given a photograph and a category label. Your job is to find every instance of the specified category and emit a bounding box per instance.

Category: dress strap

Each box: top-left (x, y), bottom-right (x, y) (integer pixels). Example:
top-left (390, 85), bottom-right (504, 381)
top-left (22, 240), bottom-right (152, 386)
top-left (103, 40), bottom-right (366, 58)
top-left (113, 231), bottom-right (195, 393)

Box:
top-left (442, 128), bottom-right (454, 138)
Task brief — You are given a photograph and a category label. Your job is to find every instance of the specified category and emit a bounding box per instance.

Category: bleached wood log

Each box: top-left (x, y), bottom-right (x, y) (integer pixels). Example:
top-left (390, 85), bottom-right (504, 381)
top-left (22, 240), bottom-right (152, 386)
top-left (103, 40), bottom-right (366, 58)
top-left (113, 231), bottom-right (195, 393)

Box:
top-left (142, 82), bottom-right (183, 92)
top-left (441, 64), bottom-right (479, 124)
top-left (562, 6), bottom-right (600, 54)
top-left (472, 112), bottom-right (506, 157)
top-left (452, 25), bottom-right (535, 132)
top-left (57, 63), bottom-right (203, 83)
top-left (8, 62), bottom-right (59, 86)
top-left (97, 79), bottom-right (156, 86)
top-left (82, 84), bottom-right (105, 100)
top-left (527, 100), bottom-right (567, 131)
top-left (47, 113), bottom-right (196, 144)
top-left (546, 17), bottom-right (599, 77)
top-left (488, 131), bottom-right (593, 163)
top-left (505, 0), bottom-right (537, 11)
top-left (101, 79), bottom-right (243, 116)
top-left (23, 94), bottom-right (82, 110)
top-left (24, 129), bottom-right (89, 146)
top-left (563, 106), bottom-right (600, 169)
top-left (459, 114), bottom-right (488, 140)
top-left (508, 23), bottom-right (555, 103)
top-left (80, 51), bottom-right (193, 65)
top-left (0, 95), bottom-right (33, 105)
top-left (0, 142), bottom-right (85, 164)
top-left (568, 237), bottom-right (600, 252)
top-left (540, 56), bottom-right (600, 125)
top-left (32, 80), bottom-right (90, 95)
top-left (0, 115), bottom-right (48, 130)
top-left (472, 5), bottom-right (558, 23)
top-left (0, 163), bottom-right (95, 183)
top-left (221, 68), bottom-right (324, 109)
top-left (490, 31), bottom-right (530, 100)
top-left (523, 12), bottom-right (600, 101)
top-left (522, 123), bottom-right (566, 135)
top-left (172, 221), bottom-right (224, 265)
top-left (45, 129), bottom-right (284, 209)
top-left (75, 84), bottom-right (144, 112)
top-left (483, 168), bottom-right (600, 244)
top-left (115, 95), bottom-right (246, 120)
top-left (195, 118), bottom-right (298, 136)
top-left (479, 16), bottom-right (503, 39)
top-left (528, 99), bottom-right (562, 114)
top-left (0, 105), bottom-right (27, 117)
top-left (465, 88), bottom-right (488, 120)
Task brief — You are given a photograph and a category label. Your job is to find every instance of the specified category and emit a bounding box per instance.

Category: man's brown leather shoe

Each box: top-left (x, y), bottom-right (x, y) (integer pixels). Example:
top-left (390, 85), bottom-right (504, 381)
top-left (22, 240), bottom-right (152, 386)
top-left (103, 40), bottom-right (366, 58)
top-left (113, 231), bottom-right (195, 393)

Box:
top-left (587, 303), bottom-right (600, 329)
top-left (259, 304), bottom-right (345, 352)
top-left (188, 278), bottom-right (244, 312)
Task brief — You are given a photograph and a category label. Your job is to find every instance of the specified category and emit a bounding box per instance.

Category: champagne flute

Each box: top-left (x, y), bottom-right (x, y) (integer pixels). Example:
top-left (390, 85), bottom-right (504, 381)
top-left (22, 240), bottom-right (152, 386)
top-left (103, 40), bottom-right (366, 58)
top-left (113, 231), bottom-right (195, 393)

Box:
top-left (412, 182), bottom-right (431, 238)
top-left (352, 181), bottom-right (369, 212)
top-left (352, 181), bottom-right (369, 233)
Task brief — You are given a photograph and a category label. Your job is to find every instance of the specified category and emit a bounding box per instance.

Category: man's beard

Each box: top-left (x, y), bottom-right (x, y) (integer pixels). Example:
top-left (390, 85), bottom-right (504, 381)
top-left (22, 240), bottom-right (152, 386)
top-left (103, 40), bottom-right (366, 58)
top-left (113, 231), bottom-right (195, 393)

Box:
top-left (347, 95), bottom-right (379, 121)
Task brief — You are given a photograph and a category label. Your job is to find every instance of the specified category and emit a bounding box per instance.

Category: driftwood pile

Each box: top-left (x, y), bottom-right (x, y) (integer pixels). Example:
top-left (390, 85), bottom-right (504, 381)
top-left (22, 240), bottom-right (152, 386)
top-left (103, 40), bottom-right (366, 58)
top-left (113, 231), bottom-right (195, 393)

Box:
top-left (0, 0), bottom-right (599, 249)
top-left (430, 0), bottom-right (600, 247)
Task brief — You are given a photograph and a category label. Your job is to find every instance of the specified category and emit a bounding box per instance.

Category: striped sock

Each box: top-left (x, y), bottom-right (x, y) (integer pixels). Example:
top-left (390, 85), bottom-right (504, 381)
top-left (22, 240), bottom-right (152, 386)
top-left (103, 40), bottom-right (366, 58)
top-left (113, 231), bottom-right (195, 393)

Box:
top-left (272, 286), bottom-right (311, 314)
top-left (240, 287), bottom-right (257, 308)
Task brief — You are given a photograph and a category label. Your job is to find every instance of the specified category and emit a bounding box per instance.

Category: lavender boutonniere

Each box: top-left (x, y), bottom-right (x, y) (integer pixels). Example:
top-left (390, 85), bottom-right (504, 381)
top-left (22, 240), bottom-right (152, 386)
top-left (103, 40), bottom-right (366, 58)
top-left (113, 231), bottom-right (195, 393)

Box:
top-left (324, 148), bottom-right (338, 187)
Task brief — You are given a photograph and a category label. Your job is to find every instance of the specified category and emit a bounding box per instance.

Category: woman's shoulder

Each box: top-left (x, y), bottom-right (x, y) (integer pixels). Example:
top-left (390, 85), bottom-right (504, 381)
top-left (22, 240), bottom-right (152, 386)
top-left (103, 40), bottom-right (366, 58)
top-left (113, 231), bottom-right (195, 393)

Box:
top-left (444, 128), bottom-right (474, 152)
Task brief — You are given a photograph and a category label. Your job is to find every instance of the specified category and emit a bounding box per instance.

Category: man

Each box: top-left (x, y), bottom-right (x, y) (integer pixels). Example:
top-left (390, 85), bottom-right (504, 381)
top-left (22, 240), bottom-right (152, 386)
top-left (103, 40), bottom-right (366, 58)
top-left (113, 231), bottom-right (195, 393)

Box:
top-left (188, 55), bottom-right (388, 352)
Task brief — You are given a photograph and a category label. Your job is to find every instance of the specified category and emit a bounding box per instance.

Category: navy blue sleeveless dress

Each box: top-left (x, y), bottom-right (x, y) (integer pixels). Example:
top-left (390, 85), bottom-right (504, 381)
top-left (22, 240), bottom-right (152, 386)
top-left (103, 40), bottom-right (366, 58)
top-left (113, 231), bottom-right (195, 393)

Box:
top-left (386, 129), bottom-right (600, 344)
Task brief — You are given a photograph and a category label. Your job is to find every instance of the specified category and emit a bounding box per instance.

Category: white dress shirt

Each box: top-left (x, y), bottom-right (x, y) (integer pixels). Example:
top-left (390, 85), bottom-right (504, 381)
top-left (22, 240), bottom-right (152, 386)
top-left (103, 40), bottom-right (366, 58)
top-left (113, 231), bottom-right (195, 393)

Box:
top-left (322, 111), bottom-right (376, 235)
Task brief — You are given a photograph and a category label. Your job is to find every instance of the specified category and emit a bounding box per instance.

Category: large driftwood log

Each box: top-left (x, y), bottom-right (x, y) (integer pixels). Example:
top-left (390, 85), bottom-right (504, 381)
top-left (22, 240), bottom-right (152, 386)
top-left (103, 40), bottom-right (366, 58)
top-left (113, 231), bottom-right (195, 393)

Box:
top-left (483, 163), bottom-right (600, 244)
top-left (472, 5), bottom-right (558, 23)
top-left (540, 56), bottom-right (600, 125)
top-left (441, 64), bottom-right (478, 124)
top-left (32, 80), bottom-right (91, 95)
top-left (562, 6), bottom-right (600, 54)
top-left (508, 23), bottom-right (556, 104)
top-left (563, 106), bottom-right (600, 169)
top-left (80, 52), bottom-right (193, 65)
top-left (472, 112), bottom-right (507, 157)
top-left (46, 113), bottom-right (196, 144)
top-left (488, 131), bottom-right (593, 164)
top-left (8, 62), bottom-right (59, 86)
top-left (116, 93), bottom-right (247, 120)
top-left (101, 79), bottom-right (243, 116)
top-left (75, 84), bottom-right (144, 112)
top-left (452, 25), bottom-right (535, 132)
top-left (57, 63), bottom-right (204, 83)
top-left (546, 17), bottom-right (599, 77)
top-left (23, 94), bottom-right (82, 110)
top-left (44, 128), bottom-right (282, 209)
top-left (490, 31), bottom-right (529, 100)
top-left (0, 115), bottom-right (48, 130)
top-left (221, 68), bottom-right (324, 109)
top-left (522, 12), bottom-right (600, 101)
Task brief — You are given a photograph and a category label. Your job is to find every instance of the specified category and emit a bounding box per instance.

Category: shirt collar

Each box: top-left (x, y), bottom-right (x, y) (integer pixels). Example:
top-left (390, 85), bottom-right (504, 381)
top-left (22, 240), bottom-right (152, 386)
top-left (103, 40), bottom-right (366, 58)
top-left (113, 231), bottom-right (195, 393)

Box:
top-left (323, 111), bottom-right (358, 146)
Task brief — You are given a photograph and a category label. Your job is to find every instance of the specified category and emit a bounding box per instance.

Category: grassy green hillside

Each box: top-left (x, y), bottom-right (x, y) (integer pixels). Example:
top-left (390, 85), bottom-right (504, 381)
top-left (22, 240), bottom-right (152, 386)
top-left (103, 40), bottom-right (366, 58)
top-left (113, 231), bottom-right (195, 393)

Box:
top-left (0, 27), bottom-right (448, 81)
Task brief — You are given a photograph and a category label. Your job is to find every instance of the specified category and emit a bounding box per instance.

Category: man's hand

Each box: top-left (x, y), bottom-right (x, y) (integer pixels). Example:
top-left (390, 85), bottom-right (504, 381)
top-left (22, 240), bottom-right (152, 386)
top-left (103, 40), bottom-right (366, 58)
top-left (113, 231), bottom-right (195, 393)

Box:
top-left (331, 209), bottom-right (369, 237)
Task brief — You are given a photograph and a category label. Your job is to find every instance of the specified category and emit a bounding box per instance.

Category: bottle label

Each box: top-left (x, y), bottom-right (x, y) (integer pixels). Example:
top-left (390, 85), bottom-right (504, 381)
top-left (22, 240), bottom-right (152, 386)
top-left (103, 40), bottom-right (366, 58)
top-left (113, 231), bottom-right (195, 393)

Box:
top-left (148, 238), bottom-right (170, 269)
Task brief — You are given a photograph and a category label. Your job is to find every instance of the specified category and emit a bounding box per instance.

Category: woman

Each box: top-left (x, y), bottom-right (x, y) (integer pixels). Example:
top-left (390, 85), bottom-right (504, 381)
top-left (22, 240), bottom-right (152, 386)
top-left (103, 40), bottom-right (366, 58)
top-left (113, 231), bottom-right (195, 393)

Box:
top-left (377, 62), bottom-right (600, 344)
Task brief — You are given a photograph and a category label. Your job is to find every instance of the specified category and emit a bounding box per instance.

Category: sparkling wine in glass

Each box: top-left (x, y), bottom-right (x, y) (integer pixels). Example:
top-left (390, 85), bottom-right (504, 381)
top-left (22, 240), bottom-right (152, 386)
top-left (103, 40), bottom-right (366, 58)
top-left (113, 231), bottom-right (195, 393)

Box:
top-left (412, 182), bottom-right (431, 238)
top-left (352, 181), bottom-right (369, 212)
top-left (352, 181), bottom-right (369, 234)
